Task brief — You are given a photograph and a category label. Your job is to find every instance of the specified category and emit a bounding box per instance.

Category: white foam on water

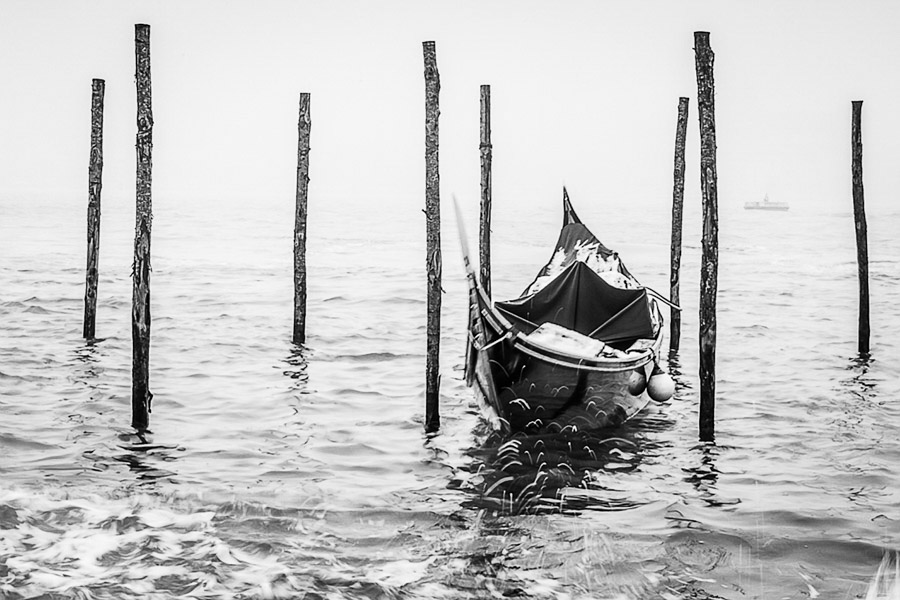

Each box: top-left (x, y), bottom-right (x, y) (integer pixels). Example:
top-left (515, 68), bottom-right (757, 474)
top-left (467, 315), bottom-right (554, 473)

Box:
top-left (866, 551), bottom-right (900, 600)
top-left (0, 487), bottom-right (306, 599)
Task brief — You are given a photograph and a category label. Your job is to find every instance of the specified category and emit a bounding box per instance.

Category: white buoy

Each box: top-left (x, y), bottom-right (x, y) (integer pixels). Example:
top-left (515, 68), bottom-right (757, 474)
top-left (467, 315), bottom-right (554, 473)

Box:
top-left (647, 366), bottom-right (675, 402)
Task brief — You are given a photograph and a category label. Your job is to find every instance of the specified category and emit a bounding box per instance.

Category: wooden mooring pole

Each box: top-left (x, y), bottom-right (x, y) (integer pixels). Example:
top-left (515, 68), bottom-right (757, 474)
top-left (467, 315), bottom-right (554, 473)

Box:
top-left (132, 24), bottom-right (153, 431)
top-left (694, 32), bottom-right (718, 442)
top-left (83, 78), bottom-right (105, 340)
top-left (851, 100), bottom-right (870, 355)
top-left (293, 93), bottom-right (311, 345)
top-left (669, 96), bottom-right (689, 353)
top-left (423, 41), bottom-right (442, 434)
top-left (479, 84), bottom-right (492, 298)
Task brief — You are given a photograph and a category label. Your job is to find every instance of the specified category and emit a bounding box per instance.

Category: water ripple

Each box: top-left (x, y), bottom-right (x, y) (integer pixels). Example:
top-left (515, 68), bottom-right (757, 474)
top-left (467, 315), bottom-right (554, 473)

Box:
top-left (2, 201), bottom-right (900, 597)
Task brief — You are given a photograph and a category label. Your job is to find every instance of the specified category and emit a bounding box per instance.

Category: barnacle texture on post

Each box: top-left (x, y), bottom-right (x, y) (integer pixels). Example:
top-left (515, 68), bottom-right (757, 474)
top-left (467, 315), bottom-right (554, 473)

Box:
top-left (851, 100), bottom-right (869, 355)
top-left (479, 84), bottom-right (493, 299)
top-left (132, 24), bottom-right (153, 431)
top-left (83, 78), bottom-right (105, 340)
top-left (694, 32), bottom-right (718, 441)
top-left (669, 96), bottom-right (689, 353)
top-left (293, 93), bottom-right (311, 345)
top-left (423, 41), bottom-right (442, 433)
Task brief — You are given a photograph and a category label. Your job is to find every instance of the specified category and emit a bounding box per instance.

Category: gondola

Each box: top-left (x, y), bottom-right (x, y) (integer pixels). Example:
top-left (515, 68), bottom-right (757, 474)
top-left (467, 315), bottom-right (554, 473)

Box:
top-left (461, 189), bottom-right (675, 434)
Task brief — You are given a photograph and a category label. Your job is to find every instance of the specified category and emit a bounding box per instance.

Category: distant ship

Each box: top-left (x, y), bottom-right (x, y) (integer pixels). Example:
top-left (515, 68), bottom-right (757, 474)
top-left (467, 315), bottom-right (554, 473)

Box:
top-left (745, 193), bottom-right (789, 211)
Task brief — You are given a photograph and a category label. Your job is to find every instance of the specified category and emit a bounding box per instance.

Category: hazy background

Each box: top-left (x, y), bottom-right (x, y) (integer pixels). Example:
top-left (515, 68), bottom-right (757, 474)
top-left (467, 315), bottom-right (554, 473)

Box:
top-left (1, 0), bottom-right (899, 229)
top-left (2, 5), bottom-right (899, 596)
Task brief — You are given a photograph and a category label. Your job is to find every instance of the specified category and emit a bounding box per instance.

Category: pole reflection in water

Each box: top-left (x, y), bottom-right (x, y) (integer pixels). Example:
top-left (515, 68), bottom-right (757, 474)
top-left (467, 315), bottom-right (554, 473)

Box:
top-left (667, 349), bottom-right (689, 394)
top-left (282, 345), bottom-right (310, 384)
top-left (74, 340), bottom-right (100, 376)
top-left (72, 341), bottom-right (102, 383)
top-left (835, 354), bottom-right (879, 445)
top-left (682, 442), bottom-right (740, 508)
top-left (111, 443), bottom-right (181, 482)
top-left (845, 352), bottom-right (876, 403)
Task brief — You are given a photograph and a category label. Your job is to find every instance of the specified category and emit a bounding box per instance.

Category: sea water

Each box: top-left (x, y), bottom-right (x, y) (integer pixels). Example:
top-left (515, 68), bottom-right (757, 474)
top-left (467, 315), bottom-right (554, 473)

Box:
top-left (2, 191), bottom-right (899, 599)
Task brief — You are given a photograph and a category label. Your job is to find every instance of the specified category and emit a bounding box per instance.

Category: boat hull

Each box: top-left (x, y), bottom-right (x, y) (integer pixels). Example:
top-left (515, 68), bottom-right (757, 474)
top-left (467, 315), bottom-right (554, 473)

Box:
top-left (467, 288), bottom-right (658, 434)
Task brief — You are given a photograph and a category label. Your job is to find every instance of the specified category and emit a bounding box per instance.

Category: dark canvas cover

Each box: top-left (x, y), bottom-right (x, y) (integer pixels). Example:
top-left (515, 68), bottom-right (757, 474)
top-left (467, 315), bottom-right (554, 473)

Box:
top-left (496, 261), bottom-right (654, 345)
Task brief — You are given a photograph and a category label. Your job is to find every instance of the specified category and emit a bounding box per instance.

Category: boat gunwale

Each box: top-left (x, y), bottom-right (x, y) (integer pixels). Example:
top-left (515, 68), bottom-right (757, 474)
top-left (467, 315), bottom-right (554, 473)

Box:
top-left (475, 284), bottom-right (660, 373)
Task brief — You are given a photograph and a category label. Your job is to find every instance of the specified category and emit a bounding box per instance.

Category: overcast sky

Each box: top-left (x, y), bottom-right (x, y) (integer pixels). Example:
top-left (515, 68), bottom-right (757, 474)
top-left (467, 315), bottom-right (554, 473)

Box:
top-left (1, 0), bottom-right (899, 219)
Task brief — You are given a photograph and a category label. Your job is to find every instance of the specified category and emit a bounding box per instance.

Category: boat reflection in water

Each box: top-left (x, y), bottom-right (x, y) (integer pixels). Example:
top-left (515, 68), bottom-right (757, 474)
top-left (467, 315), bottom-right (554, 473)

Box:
top-left (457, 409), bottom-right (676, 515)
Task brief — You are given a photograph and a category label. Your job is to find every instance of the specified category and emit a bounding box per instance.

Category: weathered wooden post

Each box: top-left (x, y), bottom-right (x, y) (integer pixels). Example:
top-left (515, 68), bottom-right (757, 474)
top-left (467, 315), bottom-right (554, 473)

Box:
top-left (479, 84), bottom-right (493, 298)
top-left (83, 78), bottom-right (105, 340)
top-left (293, 93), bottom-right (311, 345)
top-left (423, 41), bottom-right (442, 433)
top-left (851, 100), bottom-right (870, 355)
top-left (669, 96), bottom-right (689, 353)
top-left (694, 32), bottom-right (718, 441)
top-left (132, 24), bottom-right (153, 431)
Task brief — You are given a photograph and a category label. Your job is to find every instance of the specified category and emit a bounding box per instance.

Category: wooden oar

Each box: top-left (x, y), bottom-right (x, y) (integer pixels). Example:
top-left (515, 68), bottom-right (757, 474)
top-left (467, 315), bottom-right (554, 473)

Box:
top-left (452, 195), bottom-right (478, 284)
